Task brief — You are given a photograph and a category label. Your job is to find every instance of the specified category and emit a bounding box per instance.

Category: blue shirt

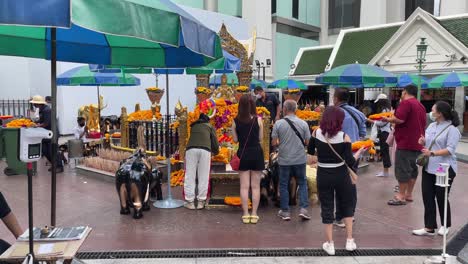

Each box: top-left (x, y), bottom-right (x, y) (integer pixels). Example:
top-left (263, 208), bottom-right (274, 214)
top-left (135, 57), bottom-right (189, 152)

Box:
top-left (424, 120), bottom-right (461, 174)
top-left (338, 103), bottom-right (367, 142)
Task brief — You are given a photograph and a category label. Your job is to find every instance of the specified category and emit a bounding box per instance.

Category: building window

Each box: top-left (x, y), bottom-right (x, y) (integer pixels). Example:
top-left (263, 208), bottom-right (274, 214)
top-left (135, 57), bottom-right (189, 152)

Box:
top-left (292, 0), bottom-right (299, 19)
top-left (272, 0), bottom-right (276, 14)
top-left (405, 0), bottom-right (434, 19)
top-left (328, 0), bottom-right (361, 30)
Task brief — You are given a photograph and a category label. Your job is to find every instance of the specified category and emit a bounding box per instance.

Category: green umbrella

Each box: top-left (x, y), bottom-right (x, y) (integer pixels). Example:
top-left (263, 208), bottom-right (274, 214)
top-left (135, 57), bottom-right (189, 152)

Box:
top-left (0, 0), bottom-right (223, 67)
top-left (316, 63), bottom-right (397, 87)
top-left (425, 72), bottom-right (468, 88)
top-left (268, 79), bottom-right (307, 90)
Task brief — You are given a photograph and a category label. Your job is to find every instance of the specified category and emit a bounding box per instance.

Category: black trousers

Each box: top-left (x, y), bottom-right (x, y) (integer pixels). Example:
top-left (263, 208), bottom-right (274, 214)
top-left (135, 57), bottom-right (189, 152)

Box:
top-left (318, 166), bottom-right (355, 224)
top-left (378, 131), bottom-right (391, 168)
top-left (335, 160), bottom-right (358, 221)
top-left (422, 168), bottom-right (455, 229)
top-left (42, 140), bottom-right (63, 168)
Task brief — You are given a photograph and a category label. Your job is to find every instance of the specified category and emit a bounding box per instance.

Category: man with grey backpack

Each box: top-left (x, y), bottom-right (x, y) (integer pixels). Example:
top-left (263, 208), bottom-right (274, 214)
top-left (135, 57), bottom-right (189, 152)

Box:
top-left (271, 100), bottom-right (311, 221)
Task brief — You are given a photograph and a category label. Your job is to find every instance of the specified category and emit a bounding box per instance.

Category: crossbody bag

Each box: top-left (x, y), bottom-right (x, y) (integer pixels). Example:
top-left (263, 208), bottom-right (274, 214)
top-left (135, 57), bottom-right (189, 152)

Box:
top-left (324, 136), bottom-right (358, 185)
top-left (284, 118), bottom-right (306, 147)
top-left (416, 124), bottom-right (451, 167)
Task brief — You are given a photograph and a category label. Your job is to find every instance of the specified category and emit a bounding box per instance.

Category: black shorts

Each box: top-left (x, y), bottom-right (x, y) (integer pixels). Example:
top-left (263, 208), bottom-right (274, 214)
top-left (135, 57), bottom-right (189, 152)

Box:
top-left (395, 149), bottom-right (420, 183)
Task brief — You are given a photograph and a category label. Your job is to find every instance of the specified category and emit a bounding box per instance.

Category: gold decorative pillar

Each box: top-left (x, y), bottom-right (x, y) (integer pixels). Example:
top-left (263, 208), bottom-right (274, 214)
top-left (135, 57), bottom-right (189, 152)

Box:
top-left (237, 71), bottom-right (253, 87)
top-left (121, 107), bottom-right (129, 148)
top-left (262, 116), bottom-right (271, 160)
top-left (196, 74), bottom-right (210, 88)
top-left (175, 100), bottom-right (188, 160)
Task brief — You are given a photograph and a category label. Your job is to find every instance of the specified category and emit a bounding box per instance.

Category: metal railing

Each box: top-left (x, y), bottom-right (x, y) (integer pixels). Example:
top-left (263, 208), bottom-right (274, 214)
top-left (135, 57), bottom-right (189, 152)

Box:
top-left (0, 99), bottom-right (31, 117)
top-left (128, 115), bottom-right (179, 156)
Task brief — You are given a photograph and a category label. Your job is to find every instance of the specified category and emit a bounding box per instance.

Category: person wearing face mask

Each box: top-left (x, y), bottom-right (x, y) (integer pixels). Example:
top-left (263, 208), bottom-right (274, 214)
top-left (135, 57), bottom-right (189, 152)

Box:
top-left (412, 101), bottom-right (460, 236)
top-left (30, 95), bottom-right (64, 173)
top-left (382, 85), bottom-right (426, 206)
top-left (254, 86), bottom-right (280, 122)
top-left (74, 117), bottom-right (88, 140)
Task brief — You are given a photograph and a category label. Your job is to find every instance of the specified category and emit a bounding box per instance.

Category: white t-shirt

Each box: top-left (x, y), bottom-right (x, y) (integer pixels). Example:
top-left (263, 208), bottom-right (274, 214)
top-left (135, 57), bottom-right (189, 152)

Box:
top-left (73, 126), bottom-right (85, 139)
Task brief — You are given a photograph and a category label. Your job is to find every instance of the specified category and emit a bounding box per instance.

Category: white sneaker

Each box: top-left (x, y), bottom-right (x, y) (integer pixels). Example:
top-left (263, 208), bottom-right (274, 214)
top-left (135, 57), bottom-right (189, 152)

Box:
top-left (438, 227), bottom-right (450, 236)
top-left (412, 228), bottom-right (436, 236)
top-left (376, 171), bottom-right (389, 177)
top-left (346, 238), bottom-right (357, 251)
top-left (322, 241), bottom-right (335, 256)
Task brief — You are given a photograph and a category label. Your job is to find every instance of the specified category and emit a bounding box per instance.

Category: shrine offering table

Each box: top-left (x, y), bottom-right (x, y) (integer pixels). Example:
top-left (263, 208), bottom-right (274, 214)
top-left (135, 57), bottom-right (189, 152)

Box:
top-left (206, 162), bottom-right (238, 207)
top-left (0, 228), bottom-right (92, 264)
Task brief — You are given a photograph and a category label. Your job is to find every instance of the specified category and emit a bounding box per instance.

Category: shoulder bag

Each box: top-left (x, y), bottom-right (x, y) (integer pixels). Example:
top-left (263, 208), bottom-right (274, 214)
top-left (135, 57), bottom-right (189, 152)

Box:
top-left (416, 124), bottom-right (451, 167)
top-left (323, 135), bottom-right (358, 184)
top-left (284, 118), bottom-right (306, 147)
top-left (230, 118), bottom-right (255, 171)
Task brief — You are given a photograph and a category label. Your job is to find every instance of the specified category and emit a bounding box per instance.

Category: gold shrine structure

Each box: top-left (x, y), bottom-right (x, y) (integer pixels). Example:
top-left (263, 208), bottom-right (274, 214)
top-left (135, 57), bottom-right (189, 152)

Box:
top-left (117, 24), bottom-right (271, 162)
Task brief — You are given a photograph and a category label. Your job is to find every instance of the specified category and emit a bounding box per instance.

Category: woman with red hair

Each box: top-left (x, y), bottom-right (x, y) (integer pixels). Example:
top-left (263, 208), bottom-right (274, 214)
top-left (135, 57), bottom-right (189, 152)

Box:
top-left (307, 106), bottom-right (365, 255)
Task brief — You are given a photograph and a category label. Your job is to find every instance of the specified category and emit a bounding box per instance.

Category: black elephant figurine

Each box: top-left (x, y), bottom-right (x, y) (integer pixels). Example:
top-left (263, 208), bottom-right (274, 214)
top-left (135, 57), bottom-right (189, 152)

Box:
top-left (149, 168), bottom-right (163, 201)
top-left (115, 149), bottom-right (153, 219)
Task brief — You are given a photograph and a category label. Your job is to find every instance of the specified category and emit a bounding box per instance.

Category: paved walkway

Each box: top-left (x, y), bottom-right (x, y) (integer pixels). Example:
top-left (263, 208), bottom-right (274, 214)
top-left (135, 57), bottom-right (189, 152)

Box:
top-left (1, 159), bottom-right (467, 251)
top-left (82, 256), bottom-right (461, 264)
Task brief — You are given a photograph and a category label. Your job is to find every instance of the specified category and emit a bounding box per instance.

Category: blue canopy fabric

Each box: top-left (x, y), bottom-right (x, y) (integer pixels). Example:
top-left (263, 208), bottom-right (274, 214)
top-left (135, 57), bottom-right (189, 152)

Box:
top-left (0, 0), bottom-right (70, 27)
top-left (398, 73), bottom-right (428, 88)
top-left (57, 66), bottom-right (140, 86)
top-left (89, 50), bottom-right (240, 75)
top-left (316, 63), bottom-right (397, 87)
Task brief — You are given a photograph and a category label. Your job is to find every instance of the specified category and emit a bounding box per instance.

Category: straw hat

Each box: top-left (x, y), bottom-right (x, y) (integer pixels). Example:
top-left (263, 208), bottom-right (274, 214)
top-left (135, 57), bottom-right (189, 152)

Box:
top-left (30, 95), bottom-right (46, 104)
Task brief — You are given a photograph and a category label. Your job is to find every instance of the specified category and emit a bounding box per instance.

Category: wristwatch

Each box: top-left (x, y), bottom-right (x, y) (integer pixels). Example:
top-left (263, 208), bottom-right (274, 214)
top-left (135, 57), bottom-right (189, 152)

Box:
top-left (430, 151), bottom-right (435, 157)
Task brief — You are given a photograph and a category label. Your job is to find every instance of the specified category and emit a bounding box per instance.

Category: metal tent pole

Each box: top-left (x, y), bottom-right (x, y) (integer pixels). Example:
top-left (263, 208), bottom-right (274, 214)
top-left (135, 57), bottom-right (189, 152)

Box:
top-left (154, 72), bottom-right (184, 209)
top-left (50, 27), bottom-right (57, 227)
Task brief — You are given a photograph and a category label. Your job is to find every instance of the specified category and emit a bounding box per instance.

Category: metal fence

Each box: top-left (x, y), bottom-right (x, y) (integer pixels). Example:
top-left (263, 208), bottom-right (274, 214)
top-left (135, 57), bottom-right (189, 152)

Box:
top-left (0, 99), bottom-right (31, 117)
top-left (128, 115), bottom-right (179, 156)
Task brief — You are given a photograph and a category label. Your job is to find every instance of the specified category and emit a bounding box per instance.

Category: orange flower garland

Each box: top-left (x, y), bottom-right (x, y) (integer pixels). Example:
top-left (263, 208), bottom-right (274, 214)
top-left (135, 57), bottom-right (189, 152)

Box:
top-left (368, 112), bottom-right (393, 120)
top-left (256, 107), bottom-right (270, 117)
top-left (212, 147), bottom-right (230, 163)
top-left (296, 110), bottom-right (321, 121)
top-left (127, 110), bottom-right (162, 121)
top-left (351, 139), bottom-right (375, 151)
top-left (170, 169), bottom-right (185, 187)
top-left (224, 196), bottom-right (252, 208)
top-left (6, 118), bottom-right (35, 128)
top-left (146, 87), bottom-right (164, 93)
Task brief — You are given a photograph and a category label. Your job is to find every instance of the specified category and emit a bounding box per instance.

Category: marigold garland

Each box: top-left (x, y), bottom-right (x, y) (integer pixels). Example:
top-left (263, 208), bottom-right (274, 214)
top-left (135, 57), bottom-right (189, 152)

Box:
top-left (6, 118), bottom-right (35, 128)
top-left (127, 110), bottom-right (162, 121)
top-left (195, 86), bottom-right (212, 95)
top-left (296, 110), bottom-right (321, 121)
top-left (235, 86), bottom-right (249, 92)
top-left (146, 87), bottom-right (164, 93)
top-left (170, 169), bottom-right (185, 187)
top-left (212, 147), bottom-right (230, 163)
top-left (368, 112), bottom-right (393, 120)
top-left (224, 196), bottom-right (252, 208)
top-left (351, 139), bottom-right (375, 151)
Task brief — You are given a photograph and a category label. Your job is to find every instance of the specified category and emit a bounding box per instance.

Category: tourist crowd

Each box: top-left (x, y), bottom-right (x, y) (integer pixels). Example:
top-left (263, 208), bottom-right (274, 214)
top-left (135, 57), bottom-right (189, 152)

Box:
top-left (183, 84), bottom-right (461, 256)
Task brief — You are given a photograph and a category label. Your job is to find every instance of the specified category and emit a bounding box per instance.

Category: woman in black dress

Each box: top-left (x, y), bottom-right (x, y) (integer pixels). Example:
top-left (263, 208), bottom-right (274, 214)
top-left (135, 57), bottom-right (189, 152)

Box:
top-left (307, 106), bottom-right (365, 255)
top-left (231, 94), bottom-right (264, 224)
